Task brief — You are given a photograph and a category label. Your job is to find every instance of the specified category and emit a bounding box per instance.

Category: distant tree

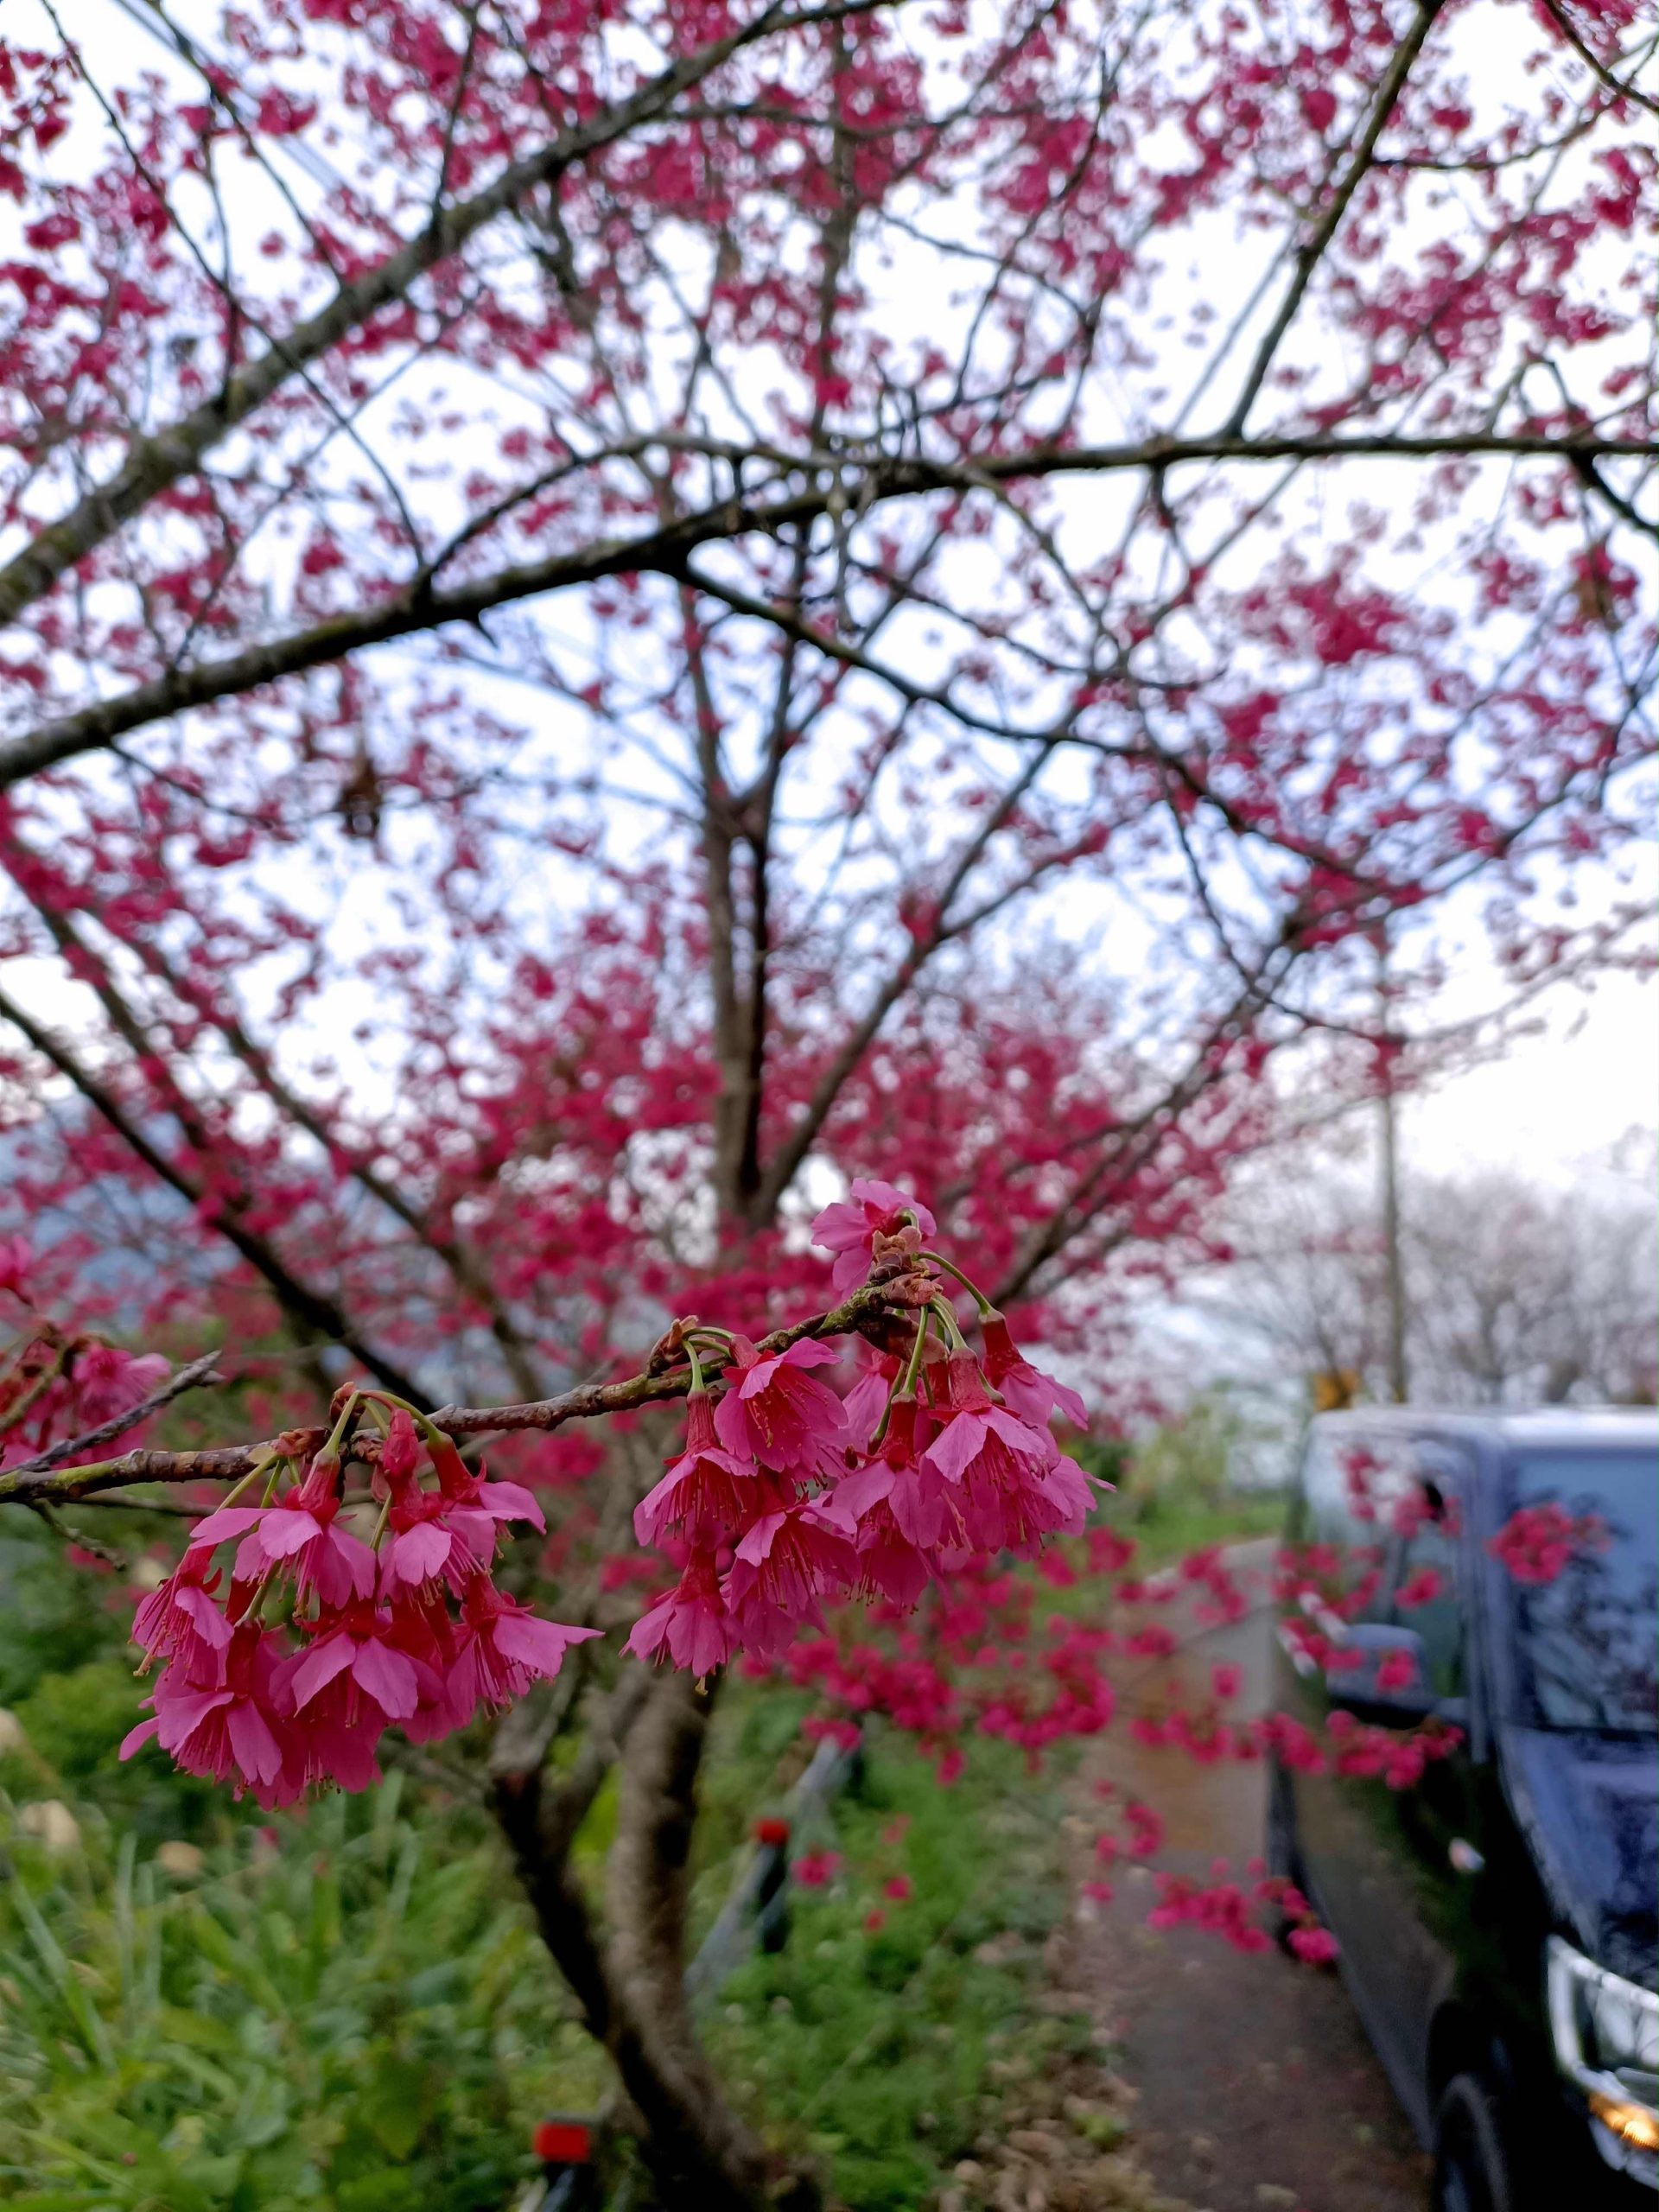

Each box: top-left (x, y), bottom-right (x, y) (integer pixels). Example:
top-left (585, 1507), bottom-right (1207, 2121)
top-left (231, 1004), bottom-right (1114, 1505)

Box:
top-left (1205, 1150), bottom-right (1658, 1408)
top-left (1409, 1168), bottom-right (1657, 1406)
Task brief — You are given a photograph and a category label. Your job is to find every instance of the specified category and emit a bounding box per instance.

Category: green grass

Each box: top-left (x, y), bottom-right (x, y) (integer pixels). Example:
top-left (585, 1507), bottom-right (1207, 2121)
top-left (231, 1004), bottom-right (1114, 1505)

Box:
top-left (0, 1528), bottom-right (1083, 2212)
top-left (1125, 1487), bottom-right (1286, 1570)
top-left (0, 1778), bottom-right (601, 2212)
top-left (0, 1529), bottom-right (596, 2210)
top-left (696, 1688), bottom-right (1082, 2212)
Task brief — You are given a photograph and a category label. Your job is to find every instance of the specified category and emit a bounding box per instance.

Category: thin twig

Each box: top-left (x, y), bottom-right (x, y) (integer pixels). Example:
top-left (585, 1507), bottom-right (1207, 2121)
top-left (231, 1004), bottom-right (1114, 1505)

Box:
top-left (2, 1348), bottom-right (224, 1478)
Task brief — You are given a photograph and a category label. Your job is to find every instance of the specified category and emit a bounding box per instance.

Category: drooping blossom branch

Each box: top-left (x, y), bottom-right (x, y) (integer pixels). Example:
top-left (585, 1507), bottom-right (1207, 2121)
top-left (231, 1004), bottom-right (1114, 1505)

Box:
top-left (4, 1183), bottom-right (1108, 1811)
top-left (0, 1274), bottom-right (911, 1508)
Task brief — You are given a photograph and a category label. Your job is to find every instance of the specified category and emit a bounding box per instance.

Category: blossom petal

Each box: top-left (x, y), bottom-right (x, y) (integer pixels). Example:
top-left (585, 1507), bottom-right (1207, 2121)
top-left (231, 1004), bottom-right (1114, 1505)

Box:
top-left (734, 1510), bottom-right (788, 1567)
top-left (626, 1597), bottom-right (675, 1664)
top-left (188, 1503), bottom-right (267, 1547)
top-left (118, 1716), bottom-right (161, 1762)
top-left (289, 1633), bottom-right (356, 1710)
top-left (176, 1586), bottom-right (233, 1646)
top-left (393, 1522), bottom-right (453, 1585)
top-left (922, 1414), bottom-right (984, 1485)
top-left (155, 1687), bottom-right (233, 1751)
top-left (256, 1509), bottom-right (323, 1559)
top-left (493, 1614), bottom-right (599, 1676)
top-left (1049, 1378), bottom-right (1088, 1428)
top-left (327, 1526), bottom-right (378, 1600)
top-left (810, 1198), bottom-right (868, 1249)
top-left (226, 1699), bottom-right (285, 1787)
top-left (351, 1637), bottom-right (419, 1719)
top-left (830, 1461), bottom-right (896, 1521)
top-left (478, 1479), bottom-right (546, 1531)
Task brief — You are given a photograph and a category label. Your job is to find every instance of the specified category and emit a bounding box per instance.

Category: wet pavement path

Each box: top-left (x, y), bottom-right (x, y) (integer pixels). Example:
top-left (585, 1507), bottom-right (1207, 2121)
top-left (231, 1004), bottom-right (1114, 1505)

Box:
top-left (1072, 1538), bottom-right (1432, 2212)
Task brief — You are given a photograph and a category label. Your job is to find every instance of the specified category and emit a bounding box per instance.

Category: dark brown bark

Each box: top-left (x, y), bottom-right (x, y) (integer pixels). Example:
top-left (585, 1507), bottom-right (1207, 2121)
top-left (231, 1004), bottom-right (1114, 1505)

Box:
top-left (491, 1669), bottom-right (815, 2211)
top-left (3, 431), bottom-right (1646, 793)
top-left (604, 1671), bottom-right (801, 2208)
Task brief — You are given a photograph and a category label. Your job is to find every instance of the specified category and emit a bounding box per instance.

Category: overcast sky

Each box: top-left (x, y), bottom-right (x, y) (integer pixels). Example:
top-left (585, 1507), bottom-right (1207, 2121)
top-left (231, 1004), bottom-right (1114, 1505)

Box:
top-left (1402, 965), bottom-right (1655, 1186)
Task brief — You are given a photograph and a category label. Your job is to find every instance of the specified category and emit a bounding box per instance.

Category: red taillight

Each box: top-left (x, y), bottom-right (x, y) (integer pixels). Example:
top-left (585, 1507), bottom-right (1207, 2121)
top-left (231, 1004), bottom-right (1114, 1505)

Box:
top-left (532, 2119), bottom-right (594, 2166)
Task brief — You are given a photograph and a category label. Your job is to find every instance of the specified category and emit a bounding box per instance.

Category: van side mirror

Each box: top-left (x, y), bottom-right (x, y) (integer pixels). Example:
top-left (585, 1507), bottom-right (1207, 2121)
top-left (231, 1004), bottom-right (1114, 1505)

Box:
top-left (1324, 1622), bottom-right (1434, 1724)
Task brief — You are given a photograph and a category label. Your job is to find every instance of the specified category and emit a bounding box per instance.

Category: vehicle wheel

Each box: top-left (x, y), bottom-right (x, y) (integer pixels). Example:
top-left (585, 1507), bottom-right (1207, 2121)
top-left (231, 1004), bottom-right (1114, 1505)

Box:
top-left (1432, 2073), bottom-right (1513, 2212)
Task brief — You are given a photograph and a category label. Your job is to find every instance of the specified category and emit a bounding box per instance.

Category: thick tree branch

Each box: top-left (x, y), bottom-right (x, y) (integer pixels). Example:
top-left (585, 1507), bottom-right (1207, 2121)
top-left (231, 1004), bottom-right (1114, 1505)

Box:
top-left (0, 1275), bottom-right (910, 1505)
top-left (4, 429), bottom-right (1650, 792)
top-left (12, 858), bottom-right (551, 1401)
top-left (0, 0), bottom-right (897, 632)
top-left (0, 980), bottom-right (425, 1403)
top-left (602, 1670), bottom-right (796, 2209)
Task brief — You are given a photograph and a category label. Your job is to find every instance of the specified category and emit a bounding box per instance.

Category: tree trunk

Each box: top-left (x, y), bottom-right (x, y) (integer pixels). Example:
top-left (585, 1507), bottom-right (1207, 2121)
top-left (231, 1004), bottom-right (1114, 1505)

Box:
top-left (493, 1669), bottom-right (817, 2211)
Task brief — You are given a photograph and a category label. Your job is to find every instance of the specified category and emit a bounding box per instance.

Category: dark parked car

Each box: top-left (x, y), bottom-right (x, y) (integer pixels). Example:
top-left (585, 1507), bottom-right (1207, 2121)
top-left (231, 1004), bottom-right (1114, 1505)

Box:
top-left (1268, 1409), bottom-right (1657, 2212)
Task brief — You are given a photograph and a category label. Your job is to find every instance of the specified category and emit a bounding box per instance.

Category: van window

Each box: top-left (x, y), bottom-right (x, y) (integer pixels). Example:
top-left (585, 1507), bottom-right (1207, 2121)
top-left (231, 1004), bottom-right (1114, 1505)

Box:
top-left (1389, 1513), bottom-right (1465, 1701)
top-left (1500, 1447), bottom-right (1658, 1733)
top-left (1301, 1430), bottom-right (1412, 1623)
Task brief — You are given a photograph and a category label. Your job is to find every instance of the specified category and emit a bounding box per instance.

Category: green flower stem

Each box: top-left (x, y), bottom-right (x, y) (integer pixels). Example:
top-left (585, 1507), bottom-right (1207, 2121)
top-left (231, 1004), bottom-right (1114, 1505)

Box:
top-left (928, 1298), bottom-right (968, 1353)
top-left (918, 1251), bottom-right (994, 1314)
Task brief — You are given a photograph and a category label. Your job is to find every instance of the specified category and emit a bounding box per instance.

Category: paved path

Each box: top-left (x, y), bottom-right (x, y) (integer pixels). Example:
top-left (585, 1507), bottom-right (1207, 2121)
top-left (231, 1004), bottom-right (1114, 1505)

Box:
top-left (1073, 1539), bottom-right (1432, 2212)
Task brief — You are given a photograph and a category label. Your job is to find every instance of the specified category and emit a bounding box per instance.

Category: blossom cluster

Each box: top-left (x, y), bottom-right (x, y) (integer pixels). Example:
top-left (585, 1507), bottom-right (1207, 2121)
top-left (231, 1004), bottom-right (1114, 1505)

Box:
top-left (120, 1409), bottom-right (596, 1802)
top-left (1487, 1501), bottom-right (1605, 1585)
top-left (626, 1180), bottom-right (1096, 1675)
top-left (0, 1266), bottom-right (168, 1474)
top-left (117, 1179), bottom-right (1095, 1802)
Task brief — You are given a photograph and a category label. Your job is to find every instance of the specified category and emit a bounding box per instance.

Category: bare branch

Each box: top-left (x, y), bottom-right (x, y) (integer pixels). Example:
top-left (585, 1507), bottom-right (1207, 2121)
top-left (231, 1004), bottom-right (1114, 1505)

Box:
top-left (3, 1351), bottom-right (223, 1477)
top-left (0, 0), bottom-right (899, 631)
top-left (6, 428), bottom-right (1650, 792)
top-left (1223, 0), bottom-right (1447, 435)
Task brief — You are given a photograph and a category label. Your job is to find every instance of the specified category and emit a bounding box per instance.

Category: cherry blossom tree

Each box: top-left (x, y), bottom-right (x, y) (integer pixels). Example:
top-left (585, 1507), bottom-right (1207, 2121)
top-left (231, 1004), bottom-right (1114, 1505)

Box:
top-left (0, 0), bottom-right (1652, 2200)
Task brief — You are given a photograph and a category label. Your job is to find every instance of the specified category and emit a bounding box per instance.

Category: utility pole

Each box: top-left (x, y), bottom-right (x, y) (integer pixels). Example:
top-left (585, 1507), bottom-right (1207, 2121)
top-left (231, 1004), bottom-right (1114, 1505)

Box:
top-left (1376, 938), bottom-right (1409, 1403)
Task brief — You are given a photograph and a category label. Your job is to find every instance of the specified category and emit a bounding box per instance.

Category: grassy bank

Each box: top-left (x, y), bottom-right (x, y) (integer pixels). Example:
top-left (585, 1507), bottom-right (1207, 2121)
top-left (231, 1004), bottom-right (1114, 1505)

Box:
top-left (0, 1480), bottom-right (1281, 2210)
top-left (696, 1691), bottom-right (1080, 2210)
top-left (0, 1525), bottom-right (1079, 2211)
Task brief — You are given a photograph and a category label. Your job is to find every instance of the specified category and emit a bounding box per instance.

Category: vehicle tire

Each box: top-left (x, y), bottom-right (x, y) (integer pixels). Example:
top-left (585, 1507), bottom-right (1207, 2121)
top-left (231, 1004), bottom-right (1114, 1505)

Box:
top-left (1432, 2073), bottom-right (1514, 2212)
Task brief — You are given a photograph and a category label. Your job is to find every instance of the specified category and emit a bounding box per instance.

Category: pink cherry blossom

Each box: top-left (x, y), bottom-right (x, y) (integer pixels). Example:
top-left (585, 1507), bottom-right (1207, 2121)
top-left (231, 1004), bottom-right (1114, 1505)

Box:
top-left (726, 1496), bottom-right (860, 1653)
top-left (840, 1343), bottom-right (899, 1450)
top-left (191, 1457), bottom-right (377, 1608)
top-left (634, 1389), bottom-right (765, 1550)
top-left (443, 1580), bottom-right (600, 1721)
top-left (627, 1552), bottom-right (739, 1677)
top-left (62, 1341), bottom-right (170, 1433)
top-left (130, 1544), bottom-right (232, 1683)
top-left (286, 1602), bottom-right (428, 1725)
top-left (811, 1179), bottom-right (937, 1297)
top-left (922, 1356), bottom-right (1093, 1554)
top-left (121, 1624), bottom-right (293, 1800)
top-left (835, 1400), bottom-right (945, 1605)
top-left (424, 1438), bottom-right (548, 1563)
top-left (714, 1337), bottom-right (848, 1474)
top-left (980, 1314), bottom-right (1087, 1429)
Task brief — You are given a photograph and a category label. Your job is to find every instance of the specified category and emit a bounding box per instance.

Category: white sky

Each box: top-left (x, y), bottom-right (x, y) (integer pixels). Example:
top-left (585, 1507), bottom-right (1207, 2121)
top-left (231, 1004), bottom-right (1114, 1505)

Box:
top-left (1401, 966), bottom-right (1656, 1185)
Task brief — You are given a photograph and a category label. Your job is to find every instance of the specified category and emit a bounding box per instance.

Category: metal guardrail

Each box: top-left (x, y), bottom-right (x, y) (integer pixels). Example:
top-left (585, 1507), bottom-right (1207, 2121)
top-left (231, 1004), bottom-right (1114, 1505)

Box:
top-left (685, 1727), bottom-right (862, 2004)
